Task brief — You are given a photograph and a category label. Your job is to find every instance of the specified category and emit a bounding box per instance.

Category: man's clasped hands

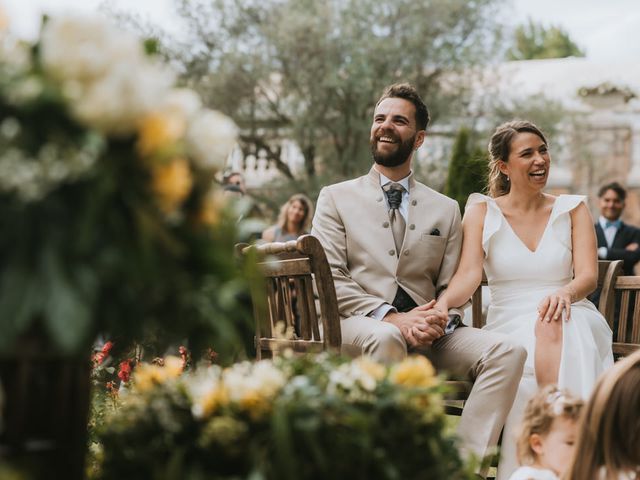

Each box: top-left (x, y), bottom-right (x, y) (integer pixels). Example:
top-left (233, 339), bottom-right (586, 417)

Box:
top-left (383, 300), bottom-right (447, 347)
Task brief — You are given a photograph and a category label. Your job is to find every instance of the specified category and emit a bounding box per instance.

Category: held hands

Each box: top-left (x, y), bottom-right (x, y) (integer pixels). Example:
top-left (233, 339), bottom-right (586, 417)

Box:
top-left (537, 288), bottom-right (574, 323)
top-left (626, 242), bottom-right (639, 251)
top-left (383, 300), bottom-right (448, 347)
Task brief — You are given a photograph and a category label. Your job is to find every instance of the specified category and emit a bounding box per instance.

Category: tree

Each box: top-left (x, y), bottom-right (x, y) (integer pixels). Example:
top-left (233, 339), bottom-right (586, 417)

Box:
top-left (445, 127), bottom-right (488, 213)
top-left (507, 19), bottom-right (585, 61)
top-left (112, 0), bottom-right (503, 184)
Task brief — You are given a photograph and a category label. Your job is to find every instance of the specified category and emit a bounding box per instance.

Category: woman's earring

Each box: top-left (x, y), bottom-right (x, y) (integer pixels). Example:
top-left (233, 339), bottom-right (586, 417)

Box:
top-left (506, 175), bottom-right (510, 182)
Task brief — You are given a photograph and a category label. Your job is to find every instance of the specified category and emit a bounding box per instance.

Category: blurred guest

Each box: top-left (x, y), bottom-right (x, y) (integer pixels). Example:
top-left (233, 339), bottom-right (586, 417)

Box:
top-left (564, 350), bottom-right (640, 480)
top-left (595, 182), bottom-right (640, 275)
top-left (222, 171), bottom-right (247, 195)
top-left (222, 184), bottom-right (244, 199)
top-left (262, 194), bottom-right (314, 242)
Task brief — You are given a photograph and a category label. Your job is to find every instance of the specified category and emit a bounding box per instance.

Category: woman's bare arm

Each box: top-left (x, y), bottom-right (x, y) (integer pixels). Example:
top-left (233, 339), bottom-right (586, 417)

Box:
top-left (435, 202), bottom-right (487, 312)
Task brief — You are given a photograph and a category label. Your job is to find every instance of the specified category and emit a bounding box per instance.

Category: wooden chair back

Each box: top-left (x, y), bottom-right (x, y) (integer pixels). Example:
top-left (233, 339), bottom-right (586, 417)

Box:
top-left (471, 260), bottom-right (623, 328)
top-left (611, 275), bottom-right (640, 357)
top-left (239, 234), bottom-right (342, 359)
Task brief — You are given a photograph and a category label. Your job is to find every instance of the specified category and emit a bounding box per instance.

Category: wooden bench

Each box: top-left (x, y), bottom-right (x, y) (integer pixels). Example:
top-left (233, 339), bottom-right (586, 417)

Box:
top-left (238, 234), bottom-right (360, 359)
top-left (608, 275), bottom-right (640, 358)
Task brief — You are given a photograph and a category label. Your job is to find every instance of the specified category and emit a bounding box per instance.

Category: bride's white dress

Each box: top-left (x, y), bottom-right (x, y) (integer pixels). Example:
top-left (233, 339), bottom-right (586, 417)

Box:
top-left (466, 193), bottom-right (613, 480)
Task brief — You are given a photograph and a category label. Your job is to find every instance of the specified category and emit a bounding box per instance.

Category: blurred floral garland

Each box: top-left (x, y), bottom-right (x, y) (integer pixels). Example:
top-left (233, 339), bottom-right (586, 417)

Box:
top-left (94, 353), bottom-right (476, 480)
top-left (0, 15), bottom-right (256, 358)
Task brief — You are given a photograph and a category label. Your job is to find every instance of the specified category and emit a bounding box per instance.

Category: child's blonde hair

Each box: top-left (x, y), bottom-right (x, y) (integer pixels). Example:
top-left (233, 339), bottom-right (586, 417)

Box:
top-left (564, 350), bottom-right (640, 480)
top-left (516, 385), bottom-right (584, 466)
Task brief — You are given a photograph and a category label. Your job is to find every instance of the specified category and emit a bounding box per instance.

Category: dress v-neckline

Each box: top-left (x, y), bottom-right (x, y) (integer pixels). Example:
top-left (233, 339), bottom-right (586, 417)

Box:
top-left (493, 197), bottom-right (558, 254)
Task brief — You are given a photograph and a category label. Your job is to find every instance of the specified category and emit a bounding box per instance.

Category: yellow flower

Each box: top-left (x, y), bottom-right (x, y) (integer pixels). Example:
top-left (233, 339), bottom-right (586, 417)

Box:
top-left (354, 357), bottom-right (386, 381)
top-left (389, 356), bottom-right (437, 388)
top-left (163, 355), bottom-right (184, 377)
top-left (132, 356), bottom-right (184, 392)
top-left (137, 112), bottom-right (186, 157)
top-left (198, 385), bottom-right (229, 418)
top-left (194, 190), bottom-right (227, 227)
top-left (239, 389), bottom-right (271, 420)
top-left (150, 157), bottom-right (193, 215)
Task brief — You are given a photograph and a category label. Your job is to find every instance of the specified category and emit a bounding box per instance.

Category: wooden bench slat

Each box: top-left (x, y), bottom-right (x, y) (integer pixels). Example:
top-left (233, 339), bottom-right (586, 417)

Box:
top-left (613, 343), bottom-right (640, 356)
top-left (258, 338), bottom-right (326, 353)
top-left (619, 290), bottom-right (630, 343)
top-left (260, 257), bottom-right (312, 276)
top-left (632, 294), bottom-right (640, 344)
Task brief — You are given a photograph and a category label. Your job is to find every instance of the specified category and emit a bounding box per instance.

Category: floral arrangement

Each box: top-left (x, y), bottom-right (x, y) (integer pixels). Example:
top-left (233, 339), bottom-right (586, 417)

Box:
top-left (95, 353), bottom-right (475, 480)
top-left (0, 15), bottom-right (255, 357)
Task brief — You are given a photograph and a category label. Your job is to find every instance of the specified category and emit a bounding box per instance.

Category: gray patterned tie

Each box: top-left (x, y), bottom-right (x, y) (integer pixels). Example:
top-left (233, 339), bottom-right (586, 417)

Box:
top-left (383, 182), bottom-right (406, 256)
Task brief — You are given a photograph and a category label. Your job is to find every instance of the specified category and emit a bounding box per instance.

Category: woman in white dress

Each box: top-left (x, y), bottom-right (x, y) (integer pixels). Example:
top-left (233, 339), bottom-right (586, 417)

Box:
top-left (432, 120), bottom-right (613, 479)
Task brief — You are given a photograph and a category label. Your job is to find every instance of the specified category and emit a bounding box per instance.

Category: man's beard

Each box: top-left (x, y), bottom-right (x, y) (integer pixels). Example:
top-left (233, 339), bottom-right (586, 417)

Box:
top-left (370, 134), bottom-right (415, 167)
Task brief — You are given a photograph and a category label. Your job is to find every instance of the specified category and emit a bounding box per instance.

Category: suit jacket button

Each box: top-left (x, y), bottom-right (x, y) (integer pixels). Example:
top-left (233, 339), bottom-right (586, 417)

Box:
top-left (383, 221), bottom-right (389, 228)
top-left (404, 250), bottom-right (409, 256)
top-left (388, 250), bottom-right (395, 256)
top-left (409, 224), bottom-right (415, 230)
top-left (411, 200), bottom-right (417, 206)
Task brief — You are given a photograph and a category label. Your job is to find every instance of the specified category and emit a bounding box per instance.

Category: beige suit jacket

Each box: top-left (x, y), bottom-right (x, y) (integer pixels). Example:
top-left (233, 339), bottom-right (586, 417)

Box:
top-left (311, 166), bottom-right (463, 319)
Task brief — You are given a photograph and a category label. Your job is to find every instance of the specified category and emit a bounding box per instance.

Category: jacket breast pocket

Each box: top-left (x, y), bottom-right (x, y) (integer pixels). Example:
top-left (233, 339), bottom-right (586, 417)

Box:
top-left (417, 234), bottom-right (447, 259)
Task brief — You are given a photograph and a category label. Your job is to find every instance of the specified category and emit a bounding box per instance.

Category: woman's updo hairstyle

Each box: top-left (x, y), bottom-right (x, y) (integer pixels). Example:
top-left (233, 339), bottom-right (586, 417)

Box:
top-left (487, 120), bottom-right (548, 197)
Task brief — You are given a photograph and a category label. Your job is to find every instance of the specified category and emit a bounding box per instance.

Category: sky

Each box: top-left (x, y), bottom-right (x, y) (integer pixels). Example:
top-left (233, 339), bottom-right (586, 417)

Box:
top-left (3, 0), bottom-right (639, 62)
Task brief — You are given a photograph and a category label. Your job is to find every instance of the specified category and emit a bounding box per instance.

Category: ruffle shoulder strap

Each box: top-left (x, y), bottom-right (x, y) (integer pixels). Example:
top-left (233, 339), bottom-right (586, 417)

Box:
top-left (549, 194), bottom-right (587, 250)
top-left (465, 193), bottom-right (502, 256)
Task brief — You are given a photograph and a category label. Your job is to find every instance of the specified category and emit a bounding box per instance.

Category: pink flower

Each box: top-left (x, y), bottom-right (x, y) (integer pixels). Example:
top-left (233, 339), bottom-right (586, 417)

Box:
top-left (118, 359), bottom-right (133, 383)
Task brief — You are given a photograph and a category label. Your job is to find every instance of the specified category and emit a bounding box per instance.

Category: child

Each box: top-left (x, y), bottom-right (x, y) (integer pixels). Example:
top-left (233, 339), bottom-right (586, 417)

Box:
top-left (509, 385), bottom-right (583, 480)
top-left (564, 350), bottom-right (640, 480)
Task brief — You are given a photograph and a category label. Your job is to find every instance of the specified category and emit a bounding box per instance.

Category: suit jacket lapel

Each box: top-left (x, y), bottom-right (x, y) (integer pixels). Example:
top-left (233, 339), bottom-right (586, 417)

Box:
top-left (612, 222), bottom-right (628, 249)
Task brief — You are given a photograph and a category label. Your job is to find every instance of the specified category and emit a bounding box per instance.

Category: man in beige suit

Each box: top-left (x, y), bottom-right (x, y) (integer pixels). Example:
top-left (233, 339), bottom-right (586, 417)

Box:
top-left (311, 83), bottom-right (526, 475)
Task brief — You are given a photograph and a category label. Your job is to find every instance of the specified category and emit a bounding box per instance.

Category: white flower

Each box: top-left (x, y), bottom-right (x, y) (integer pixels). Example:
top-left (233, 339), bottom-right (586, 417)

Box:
top-left (69, 62), bottom-right (174, 136)
top-left (40, 15), bottom-right (143, 84)
top-left (162, 89), bottom-right (202, 121)
top-left (223, 360), bottom-right (287, 404)
top-left (186, 109), bottom-right (238, 170)
top-left (326, 361), bottom-right (381, 399)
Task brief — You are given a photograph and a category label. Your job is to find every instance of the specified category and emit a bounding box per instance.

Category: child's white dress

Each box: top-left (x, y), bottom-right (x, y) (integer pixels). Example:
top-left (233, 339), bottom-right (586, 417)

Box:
top-left (508, 466), bottom-right (558, 480)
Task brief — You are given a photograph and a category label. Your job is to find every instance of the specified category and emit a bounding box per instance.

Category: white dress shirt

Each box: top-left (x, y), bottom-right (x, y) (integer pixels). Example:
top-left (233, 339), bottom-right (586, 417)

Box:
top-left (598, 215), bottom-right (620, 258)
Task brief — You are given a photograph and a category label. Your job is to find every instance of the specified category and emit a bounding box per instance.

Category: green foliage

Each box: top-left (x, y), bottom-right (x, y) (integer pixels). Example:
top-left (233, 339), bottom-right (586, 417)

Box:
top-left (96, 354), bottom-right (477, 480)
top-left (445, 128), bottom-right (488, 213)
top-left (489, 94), bottom-right (568, 143)
top-left (507, 19), bottom-right (585, 60)
top-left (117, 0), bottom-right (503, 184)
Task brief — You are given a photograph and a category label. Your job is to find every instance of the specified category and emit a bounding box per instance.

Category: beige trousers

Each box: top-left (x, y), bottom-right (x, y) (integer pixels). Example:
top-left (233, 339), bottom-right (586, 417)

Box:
top-left (341, 315), bottom-right (527, 478)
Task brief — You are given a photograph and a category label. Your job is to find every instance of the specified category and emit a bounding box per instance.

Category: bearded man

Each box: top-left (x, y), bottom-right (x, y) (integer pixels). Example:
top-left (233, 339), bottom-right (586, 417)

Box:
top-left (311, 83), bottom-right (526, 476)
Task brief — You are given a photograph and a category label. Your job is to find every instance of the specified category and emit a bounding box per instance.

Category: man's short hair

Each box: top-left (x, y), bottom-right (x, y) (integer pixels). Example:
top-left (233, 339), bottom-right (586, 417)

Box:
top-left (376, 83), bottom-right (430, 132)
top-left (598, 182), bottom-right (627, 201)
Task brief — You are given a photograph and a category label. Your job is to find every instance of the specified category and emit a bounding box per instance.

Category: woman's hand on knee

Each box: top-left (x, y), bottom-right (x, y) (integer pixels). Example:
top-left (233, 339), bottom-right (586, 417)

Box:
top-left (537, 289), bottom-right (573, 323)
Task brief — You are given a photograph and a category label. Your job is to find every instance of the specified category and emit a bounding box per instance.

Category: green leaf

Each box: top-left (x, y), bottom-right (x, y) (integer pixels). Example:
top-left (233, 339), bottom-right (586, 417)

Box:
top-left (42, 251), bottom-right (93, 353)
top-left (0, 262), bottom-right (42, 351)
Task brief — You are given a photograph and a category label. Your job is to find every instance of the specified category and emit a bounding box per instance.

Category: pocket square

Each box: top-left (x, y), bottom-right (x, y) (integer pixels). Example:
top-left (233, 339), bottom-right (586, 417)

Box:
top-left (430, 228), bottom-right (440, 236)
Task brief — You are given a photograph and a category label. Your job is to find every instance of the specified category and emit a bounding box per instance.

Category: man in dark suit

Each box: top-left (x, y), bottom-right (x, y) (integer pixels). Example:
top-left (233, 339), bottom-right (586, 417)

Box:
top-left (591, 182), bottom-right (640, 334)
top-left (594, 182), bottom-right (640, 275)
